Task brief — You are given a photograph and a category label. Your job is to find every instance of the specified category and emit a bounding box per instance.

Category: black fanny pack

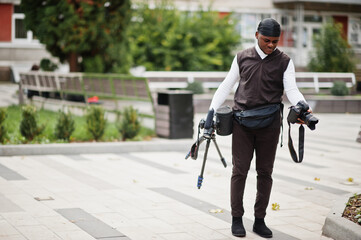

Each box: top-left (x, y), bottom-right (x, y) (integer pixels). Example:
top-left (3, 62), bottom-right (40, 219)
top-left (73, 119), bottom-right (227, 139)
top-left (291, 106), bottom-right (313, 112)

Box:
top-left (234, 104), bottom-right (281, 129)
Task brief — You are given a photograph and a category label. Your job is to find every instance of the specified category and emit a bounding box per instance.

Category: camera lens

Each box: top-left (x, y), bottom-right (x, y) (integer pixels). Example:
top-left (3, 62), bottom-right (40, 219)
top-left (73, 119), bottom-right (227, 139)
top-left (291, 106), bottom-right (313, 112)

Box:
top-left (305, 114), bottom-right (319, 130)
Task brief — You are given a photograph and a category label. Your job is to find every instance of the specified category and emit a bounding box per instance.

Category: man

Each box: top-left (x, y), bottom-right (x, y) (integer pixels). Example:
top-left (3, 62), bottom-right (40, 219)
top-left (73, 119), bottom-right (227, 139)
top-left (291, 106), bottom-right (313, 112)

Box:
top-left (205, 18), bottom-right (308, 238)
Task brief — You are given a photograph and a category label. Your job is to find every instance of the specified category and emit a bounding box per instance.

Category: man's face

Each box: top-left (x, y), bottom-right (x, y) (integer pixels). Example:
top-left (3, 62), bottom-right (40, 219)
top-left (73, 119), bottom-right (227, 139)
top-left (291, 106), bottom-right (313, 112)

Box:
top-left (255, 32), bottom-right (280, 55)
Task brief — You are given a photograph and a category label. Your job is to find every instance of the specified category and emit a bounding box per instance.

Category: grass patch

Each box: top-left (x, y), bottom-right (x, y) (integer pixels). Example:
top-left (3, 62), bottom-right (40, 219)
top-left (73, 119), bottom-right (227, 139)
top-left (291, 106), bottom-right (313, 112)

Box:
top-left (2, 105), bottom-right (155, 144)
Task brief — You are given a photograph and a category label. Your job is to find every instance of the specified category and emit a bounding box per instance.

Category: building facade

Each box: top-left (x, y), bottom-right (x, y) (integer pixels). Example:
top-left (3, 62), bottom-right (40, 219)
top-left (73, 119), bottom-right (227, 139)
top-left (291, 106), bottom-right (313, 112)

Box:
top-left (164, 0), bottom-right (361, 70)
top-left (0, 0), bottom-right (360, 81)
top-left (0, 0), bottom-right (54, 82)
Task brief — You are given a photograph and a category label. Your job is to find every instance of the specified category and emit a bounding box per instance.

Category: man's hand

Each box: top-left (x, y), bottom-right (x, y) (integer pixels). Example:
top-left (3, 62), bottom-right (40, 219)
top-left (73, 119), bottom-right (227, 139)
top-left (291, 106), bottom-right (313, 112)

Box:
top-left (296, 109), bottom-right (312, 124)
top-left (203, 109), bottom-right (214, 138)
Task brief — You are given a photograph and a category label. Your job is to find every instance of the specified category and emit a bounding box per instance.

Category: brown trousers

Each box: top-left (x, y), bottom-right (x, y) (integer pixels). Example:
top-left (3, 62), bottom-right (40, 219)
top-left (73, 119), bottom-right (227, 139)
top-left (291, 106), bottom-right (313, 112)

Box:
top-left (231, 112), bottom-right (281, 218)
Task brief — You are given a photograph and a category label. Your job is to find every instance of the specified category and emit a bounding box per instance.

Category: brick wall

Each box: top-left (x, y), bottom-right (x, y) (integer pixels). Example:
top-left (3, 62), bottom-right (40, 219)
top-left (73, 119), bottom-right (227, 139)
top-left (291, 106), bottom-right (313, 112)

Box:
top-left (0, 4), bottom-right (12, 42)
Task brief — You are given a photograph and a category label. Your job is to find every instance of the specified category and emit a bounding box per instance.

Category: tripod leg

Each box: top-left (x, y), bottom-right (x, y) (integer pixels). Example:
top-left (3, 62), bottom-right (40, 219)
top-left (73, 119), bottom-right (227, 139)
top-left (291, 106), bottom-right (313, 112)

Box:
top-left (198, 138), bottom-right (211, 189)
top-left (212, 137), bottom-right (227, 168)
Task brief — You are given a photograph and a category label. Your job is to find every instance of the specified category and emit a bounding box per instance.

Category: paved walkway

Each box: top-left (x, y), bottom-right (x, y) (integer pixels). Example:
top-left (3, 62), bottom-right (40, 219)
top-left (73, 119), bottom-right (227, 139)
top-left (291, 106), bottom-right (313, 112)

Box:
top-left (0, 83), bottom-right (361, 239)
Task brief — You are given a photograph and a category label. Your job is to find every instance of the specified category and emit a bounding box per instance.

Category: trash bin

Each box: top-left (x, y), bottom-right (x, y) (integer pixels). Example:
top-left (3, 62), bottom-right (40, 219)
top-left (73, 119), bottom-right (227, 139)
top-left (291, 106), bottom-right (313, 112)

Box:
top-left (155, 90), bottom-right (193, 139)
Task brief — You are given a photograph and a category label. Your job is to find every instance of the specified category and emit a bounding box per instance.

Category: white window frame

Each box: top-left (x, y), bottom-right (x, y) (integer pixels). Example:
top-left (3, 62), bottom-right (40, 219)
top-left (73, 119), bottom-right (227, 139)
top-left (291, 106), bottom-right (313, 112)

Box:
top-left (12, 12), bottom-right (38, 43)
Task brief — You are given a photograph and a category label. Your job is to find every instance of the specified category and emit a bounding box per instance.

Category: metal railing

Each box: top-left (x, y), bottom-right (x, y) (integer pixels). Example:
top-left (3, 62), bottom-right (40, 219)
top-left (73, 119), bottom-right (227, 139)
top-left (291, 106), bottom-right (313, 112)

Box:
top-left (143, 71), bottom-right (356, 93)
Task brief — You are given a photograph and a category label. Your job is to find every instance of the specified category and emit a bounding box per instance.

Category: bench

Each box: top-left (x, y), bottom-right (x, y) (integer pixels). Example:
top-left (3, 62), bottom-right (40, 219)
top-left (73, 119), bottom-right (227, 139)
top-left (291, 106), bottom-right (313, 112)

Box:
top-left (19, 72), bottom-right (154, 117)
top-left (20, 72), bottom-right (152, 101)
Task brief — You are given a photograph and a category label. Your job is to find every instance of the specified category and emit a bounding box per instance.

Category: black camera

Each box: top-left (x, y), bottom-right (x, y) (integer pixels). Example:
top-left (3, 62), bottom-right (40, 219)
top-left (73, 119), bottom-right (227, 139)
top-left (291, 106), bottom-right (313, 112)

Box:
top-left (287, 100), bottom-right (319, 130)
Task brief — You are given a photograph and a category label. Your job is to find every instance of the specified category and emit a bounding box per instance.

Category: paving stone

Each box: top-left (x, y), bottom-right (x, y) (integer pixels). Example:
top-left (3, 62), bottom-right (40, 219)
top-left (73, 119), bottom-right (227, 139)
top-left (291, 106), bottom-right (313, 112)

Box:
top-left (0, 219), bottom-right (20, 237)
top-left (1, 212), bottom-right (38, 227)
top-left (0, 194), bottom-right (23, 213)
top-left (16, 225), bottom-right (62, 240)
top-left (52, 230), bottom-right (94, 240)
top-left (0, 235), bottom-right (27, 240)
top-left (56, 208), bottom-right (127, 239)
top-left (0, 163), bottom-right (26, 180)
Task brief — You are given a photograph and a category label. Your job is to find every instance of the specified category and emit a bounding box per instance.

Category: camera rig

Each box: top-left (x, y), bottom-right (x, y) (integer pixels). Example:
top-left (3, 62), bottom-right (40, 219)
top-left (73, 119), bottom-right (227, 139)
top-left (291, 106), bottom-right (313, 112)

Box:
top-left (185, 118), bottom-right (227, 189)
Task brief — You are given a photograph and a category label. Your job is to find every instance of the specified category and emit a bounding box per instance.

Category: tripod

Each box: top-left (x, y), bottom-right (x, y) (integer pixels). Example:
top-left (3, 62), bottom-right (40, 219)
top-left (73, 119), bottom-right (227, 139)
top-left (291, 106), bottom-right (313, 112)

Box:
top-left (185, 120), bottom-right (227, 189)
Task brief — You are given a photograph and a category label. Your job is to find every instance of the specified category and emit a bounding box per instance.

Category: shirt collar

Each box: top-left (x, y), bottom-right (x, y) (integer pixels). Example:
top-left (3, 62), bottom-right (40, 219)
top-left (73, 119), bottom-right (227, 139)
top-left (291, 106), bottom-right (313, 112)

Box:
top-left (255, 43), bottom-right (277, 59)
top-left (255, 43), bottom-right (267, 59)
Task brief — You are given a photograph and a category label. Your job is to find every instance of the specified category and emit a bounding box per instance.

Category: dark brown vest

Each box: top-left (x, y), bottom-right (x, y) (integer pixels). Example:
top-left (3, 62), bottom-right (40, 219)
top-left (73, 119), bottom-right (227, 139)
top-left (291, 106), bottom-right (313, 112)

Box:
top-left (234, 47), bottom-right (290, 111)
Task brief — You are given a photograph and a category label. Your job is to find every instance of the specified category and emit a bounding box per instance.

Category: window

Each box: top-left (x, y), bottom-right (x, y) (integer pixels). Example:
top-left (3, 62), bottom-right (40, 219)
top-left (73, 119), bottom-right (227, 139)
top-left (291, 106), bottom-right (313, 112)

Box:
top-left (304, 15), bottom-right (322, 23)
top-left (240, 14), bottom-right (257, 41)
top-left (12, 5), bottom-right (37, 42)
top-left (15, 18), bottom-right (27, 39)
top-left (349, 17), bottom-right (361, 48)
top-left (279, 15), bottom-right (295, 47)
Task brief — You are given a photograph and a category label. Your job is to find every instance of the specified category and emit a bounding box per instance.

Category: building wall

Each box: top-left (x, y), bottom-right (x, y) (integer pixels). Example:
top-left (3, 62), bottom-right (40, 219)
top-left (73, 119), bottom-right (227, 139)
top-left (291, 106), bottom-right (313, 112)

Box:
top-left (0, 4), bottom-right (12, 41)
top-left (0, 2), bottom-right (57, 82)
top-left (164, 0), bottom-right (274, 10)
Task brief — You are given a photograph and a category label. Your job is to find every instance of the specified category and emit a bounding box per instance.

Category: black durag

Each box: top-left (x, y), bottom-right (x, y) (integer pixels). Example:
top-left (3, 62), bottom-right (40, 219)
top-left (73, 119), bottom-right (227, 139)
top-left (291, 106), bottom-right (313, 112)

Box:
top-left (257, 18), bottom-right (281, 37)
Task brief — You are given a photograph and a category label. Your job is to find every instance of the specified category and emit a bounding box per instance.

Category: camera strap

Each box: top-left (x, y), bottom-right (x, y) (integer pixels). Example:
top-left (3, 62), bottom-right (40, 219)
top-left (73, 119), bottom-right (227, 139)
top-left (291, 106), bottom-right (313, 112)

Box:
top-left (287, 121), bottom-right (305, 163)
top-left (280, 103), bottom-right (284, 147)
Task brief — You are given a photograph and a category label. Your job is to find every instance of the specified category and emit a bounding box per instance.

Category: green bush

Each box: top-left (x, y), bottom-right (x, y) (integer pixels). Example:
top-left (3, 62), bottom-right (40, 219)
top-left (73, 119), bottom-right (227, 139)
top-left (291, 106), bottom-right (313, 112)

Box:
top-left (40, 58), bottom-right (58, 72)
top-left (186, 81), bottom-right (204, 94)
top-left (127, 1), bottom-right (240, 71)
top-left (331, 81), bottom-right (349, 96)
top-left (0, 108), bottom-right (7, 144)
top-left (20, 105), bottom-right (45, 141)
top-left (54, 110), bottom-right (75, 141)
top-left (86, 106), bottom-right (107, 141)
top-left (308, 22), bottom-right (356, 72)
top-left (118, 106), bottom-right (141, 141)
top-left (83, 55), bottom-right (104, 73)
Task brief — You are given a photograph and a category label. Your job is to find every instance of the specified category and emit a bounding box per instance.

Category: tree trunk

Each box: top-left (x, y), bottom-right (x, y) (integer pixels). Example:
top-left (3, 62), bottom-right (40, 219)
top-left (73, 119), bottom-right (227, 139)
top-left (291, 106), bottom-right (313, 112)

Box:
top-left (68, 52), bottom-right (79, 72)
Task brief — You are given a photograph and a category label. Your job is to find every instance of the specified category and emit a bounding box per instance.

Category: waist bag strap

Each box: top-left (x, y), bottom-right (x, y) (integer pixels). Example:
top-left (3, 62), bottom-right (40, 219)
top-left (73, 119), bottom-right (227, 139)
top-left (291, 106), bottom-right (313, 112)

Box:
top-left (287, 121), bottom-right (305, 163)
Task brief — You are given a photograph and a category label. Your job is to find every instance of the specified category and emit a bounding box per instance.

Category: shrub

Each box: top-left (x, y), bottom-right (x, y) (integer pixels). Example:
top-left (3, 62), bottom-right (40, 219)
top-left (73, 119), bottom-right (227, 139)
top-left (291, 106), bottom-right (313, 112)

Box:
top-left (331, 81), bottom-right (349, 96)
top-left (54, 110), bottom-right (75, 141)
top-left (0, 108), bottom-right (7, 143)
top-left (20, 105), bottom-right (45, 141)
top-left (86, 106), bottom-right (107, 141)
top-left (40, 58), bottom-right (58, 71)
top-left (186, 81), bottom-right (204, 94)
top-left (83, 55), bottom-right (105, 73)
top-left (127, 1), bottom-right (240, 71)
top-left (308, 22), bottom-right (356, 72)
top-left (118, 106), bottom-right (141, 141)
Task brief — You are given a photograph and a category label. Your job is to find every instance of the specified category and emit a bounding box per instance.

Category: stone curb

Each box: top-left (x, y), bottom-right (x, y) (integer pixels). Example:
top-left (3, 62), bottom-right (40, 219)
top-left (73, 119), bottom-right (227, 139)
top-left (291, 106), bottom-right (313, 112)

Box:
top-left (322, 193), bottom-right (361, 240)
top-left (0, 139), bottom-right (193, 156)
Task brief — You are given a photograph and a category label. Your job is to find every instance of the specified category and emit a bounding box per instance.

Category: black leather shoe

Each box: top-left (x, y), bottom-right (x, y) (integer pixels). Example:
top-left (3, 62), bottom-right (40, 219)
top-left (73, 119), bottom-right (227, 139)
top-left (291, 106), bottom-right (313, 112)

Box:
top-left (232, 216), bottom-right (246, 237)
top-left (253, 218), bottom-right (272, 238)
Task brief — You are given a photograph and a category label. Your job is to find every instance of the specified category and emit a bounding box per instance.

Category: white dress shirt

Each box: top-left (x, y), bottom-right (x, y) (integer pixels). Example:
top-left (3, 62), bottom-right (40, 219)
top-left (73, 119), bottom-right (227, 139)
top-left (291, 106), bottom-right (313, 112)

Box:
top-left (209, 44), bottom-right (306, 111)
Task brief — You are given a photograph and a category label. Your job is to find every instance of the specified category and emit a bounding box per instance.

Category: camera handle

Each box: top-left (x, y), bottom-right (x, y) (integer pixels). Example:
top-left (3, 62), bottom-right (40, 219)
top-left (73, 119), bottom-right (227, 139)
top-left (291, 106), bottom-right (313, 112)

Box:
top-left (287, 121), bottom-right (305, 163)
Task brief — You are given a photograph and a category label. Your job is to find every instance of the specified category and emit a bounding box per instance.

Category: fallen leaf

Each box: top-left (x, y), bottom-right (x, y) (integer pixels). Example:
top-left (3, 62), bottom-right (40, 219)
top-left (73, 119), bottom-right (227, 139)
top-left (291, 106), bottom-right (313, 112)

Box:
top-left (347, 177), bottom-right (354, 182)
top-left (272, 203), bottom-right (279, 210)
top-left (209, 209), bottom-right (224, 214)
